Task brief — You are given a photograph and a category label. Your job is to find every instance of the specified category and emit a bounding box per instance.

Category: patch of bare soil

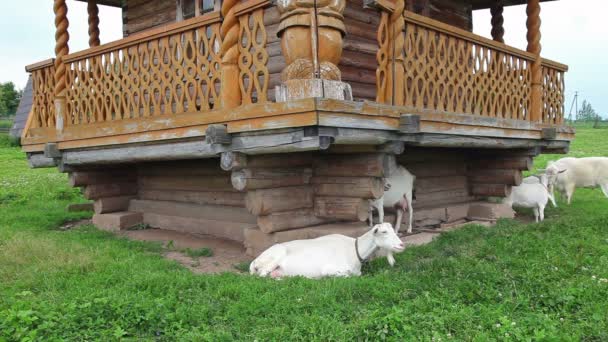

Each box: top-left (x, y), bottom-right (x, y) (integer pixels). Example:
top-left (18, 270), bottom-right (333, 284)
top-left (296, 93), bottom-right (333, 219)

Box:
top-left (120, 229), bottom-right (252, 274)
top-left (59, 219), bottom-right (93, 230)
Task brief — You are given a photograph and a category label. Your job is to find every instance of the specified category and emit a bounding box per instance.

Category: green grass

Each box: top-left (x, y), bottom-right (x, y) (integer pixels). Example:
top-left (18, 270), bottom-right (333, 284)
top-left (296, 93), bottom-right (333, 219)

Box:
top-left (1, 129), bottom-right (608, 340)
top-left (0, 119), bottom-right (13, 129)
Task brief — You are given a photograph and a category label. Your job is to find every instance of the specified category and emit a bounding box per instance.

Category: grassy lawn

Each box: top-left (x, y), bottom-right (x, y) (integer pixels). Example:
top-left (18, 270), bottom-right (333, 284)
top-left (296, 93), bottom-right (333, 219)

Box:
top-left (1, 128), bottom-right (608, 340)
top-left (0, 119), bottom-right (13, 130)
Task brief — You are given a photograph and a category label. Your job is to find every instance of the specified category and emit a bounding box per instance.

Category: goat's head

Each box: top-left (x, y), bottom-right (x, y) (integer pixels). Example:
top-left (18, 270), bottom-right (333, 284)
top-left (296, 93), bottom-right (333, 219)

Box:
top-left (540, 162), bottom-right (567, 186)
top-left (371, 223), bottom-right (405, 253)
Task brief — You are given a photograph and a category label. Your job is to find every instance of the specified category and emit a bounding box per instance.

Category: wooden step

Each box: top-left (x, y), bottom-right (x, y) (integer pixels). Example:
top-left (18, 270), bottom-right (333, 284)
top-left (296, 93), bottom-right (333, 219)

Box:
top-left (93, 211), bottom-right (143, 232)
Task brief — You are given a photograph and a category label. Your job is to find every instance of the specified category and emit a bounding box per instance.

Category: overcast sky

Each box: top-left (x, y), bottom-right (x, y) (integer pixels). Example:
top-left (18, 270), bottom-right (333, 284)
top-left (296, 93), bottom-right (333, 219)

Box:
top-left (0, 0), bottom-right (605, 117)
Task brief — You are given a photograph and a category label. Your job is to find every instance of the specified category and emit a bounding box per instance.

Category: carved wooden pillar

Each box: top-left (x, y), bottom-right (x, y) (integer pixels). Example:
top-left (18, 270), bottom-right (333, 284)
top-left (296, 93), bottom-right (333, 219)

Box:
top-left (526, 0), bottom-right (542, 123)
top-left (88, 0), bottom-right (100, 47)
top-left (54, 0), bottom-right (69, 130)
top-left (491, 1), bottom-right (504, 43)
top-left (391, 0), bottom-right (405, 106)
top-left (219, 0), bottom-right (241, 109)
top-left (275, 0), bottom-right (351, 101)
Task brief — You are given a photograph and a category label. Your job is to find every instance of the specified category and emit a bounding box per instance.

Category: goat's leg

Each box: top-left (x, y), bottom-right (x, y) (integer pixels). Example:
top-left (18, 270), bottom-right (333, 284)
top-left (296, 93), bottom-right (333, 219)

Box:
top-left (394, 208), bottom-right (403, 234)
top-left (600, 183), bottom-right (608, 198)
top-left (378, 205), bottom-right (385, 224)
top-left (539, 203), bottom-right (546, 221)
top-left (533, 207), bottom-right (540, 223)
top-left (566, 184), bottom-right (575, 205)
top-left (368, 203), bottom-right (374, 228)
top-left (406, 194), bottom-right (413, 234)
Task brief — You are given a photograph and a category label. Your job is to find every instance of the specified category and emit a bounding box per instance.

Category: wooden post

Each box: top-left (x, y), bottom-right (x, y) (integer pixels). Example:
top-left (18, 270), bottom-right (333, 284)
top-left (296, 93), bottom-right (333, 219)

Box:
top-left (54, 0), bottom-right (69, 131)
top-left (527, 0), bottom-right (542, 123)
top-left (491, 1), bottom-right (504, 43)
top-left (219, 0), bottom-right (241, 109)
top-left (392, 0), bottom-right (406, 106)
top-left (87, 0), bottom-right (100, 48)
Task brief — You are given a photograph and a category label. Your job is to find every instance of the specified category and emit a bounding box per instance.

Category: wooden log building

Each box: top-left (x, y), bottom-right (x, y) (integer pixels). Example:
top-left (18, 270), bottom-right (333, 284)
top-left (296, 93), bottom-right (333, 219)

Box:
top-left (22, 0), bottom-right (572, 256)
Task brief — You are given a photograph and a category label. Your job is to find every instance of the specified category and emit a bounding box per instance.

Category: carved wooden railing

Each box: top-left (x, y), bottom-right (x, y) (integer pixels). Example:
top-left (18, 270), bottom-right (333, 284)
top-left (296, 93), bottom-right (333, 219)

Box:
top-left (541, 60), bottom-right (566, 125)
top-left (62, 12), bottom-right (222, 125)
top-left (25, 59), bottom-right (56, 129)
top-left (377, 10), bottom-right (568, 125)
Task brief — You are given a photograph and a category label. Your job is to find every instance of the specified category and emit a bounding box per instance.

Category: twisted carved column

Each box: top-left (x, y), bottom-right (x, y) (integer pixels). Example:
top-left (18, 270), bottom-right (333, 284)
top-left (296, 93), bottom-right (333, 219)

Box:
top-left (526, 0), bottom-right (542, 122)
top-left (54, 0), bottom-right (69, 129)
top-left (491, 2), bottom-right (504, 43)
top-left (88, 0), bottom-right (100, 48)
top-left (54, 0), bottom-right (69, 97)
top-left (219, 0), bottom-right (241, 109)
top-left (391, 0), bottom-right (405, 105)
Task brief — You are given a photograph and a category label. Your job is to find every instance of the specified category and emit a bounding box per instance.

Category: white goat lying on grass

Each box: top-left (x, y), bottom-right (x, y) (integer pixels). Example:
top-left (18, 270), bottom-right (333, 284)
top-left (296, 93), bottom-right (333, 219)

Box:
top-left (504, 174), bottom-right (552, 222)
top-left (249, 223), bottom-right (405, 279)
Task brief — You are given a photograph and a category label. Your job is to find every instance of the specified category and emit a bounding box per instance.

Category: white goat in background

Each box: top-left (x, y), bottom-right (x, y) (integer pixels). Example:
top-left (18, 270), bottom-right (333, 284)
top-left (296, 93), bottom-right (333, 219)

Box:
top-left (369, 165), bottom-right (416, 234)
top-left (541, 157), bottom-right (608, 205)
top-left (504, 174), bottom-right (552, 222)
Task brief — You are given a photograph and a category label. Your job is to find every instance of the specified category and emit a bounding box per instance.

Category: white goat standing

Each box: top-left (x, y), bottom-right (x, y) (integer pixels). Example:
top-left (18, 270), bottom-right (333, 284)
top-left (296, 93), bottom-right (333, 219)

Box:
top-left (369, 165), bottom-right (415, 234)
top-left (504, 174), bottom-right (552, 222)
top-left (249, 223), bottom-right (405, 279)
top-left (522, 175), bottom-right (557, 207)
top-left (542, 157), bottom-right (608, 205)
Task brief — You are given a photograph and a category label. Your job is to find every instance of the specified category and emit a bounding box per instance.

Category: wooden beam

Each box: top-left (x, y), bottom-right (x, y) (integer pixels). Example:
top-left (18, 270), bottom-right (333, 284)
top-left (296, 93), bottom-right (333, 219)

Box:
top-left (205, 124), bottom-right (231, 145)
top-left (27, 153), bottom-right (57, 168)
top-left (400, 114), bottom-right (421, 133)
top-left (44, 143), bottom-right (61, 158)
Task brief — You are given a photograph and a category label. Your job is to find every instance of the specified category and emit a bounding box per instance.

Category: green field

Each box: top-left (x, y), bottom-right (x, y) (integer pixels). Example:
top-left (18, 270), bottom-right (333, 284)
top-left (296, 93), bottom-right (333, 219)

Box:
top-left (1, 128), bottom-right (607, 340)
top-left (0, 119), bottom-right (13, 130)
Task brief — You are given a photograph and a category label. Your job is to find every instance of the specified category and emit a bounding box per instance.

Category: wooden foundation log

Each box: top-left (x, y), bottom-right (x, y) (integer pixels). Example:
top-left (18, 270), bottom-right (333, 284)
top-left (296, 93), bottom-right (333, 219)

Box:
top-left (314, 196), bottom-right (369, 221)
top-left (245, 186), bottom-right (313, 215)
top-left (205, 124), bottom-right (231, 145)
top-left (84, 183), bottom-right (138, 200)
top-left (415, 176), bottom-right (468, 193)
top-left (139, 160), bottom-right (226, 177)
top-left (470, 183), bottom-right (512, 197)
top-left (469, 169), bottom-right (523, 186)
top-left (70, 170), bottom-right (136, 187)
top-left (27, 154), bottom-right (56, 168)
top-left (129, 200), bottom-right (256, 224)
top-left (314, 153), bottom-right (388, 177)
top-left (138, 190), bottom-right (245, 207)
top-left (139, 175), bottom-right (235, 192)
top-left (94, 196), bottom-right (135, 214)
top-left (471, 157), bottom-right (533, 171)
top-left (257, 209), bottom-right (332, 233)
top-left (231, 168), bottom-right (313, 191)
top-left (312, 176), bottom-right (384, 199)
top-left (220, 152), bottom-right (313, 171)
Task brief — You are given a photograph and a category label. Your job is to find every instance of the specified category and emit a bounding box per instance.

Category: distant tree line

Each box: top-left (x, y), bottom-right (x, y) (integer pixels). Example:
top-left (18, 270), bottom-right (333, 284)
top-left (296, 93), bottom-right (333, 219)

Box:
top-left (573, 100), bottom-right (606, 128)
top-left (0, 82), bottom-right (22, 116)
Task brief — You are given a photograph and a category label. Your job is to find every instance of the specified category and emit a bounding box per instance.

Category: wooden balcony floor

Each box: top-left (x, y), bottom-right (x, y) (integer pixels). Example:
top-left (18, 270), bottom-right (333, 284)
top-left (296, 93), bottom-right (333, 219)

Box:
top-left (22, 98), bottom-right (574, 156)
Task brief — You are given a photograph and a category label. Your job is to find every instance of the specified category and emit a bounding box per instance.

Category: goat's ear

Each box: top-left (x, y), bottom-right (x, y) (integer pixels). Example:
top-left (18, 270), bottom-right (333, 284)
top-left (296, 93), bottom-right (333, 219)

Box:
top-left (373, 228), bottom-right (378, 234)
top-left (558, 169), bottom-right (567, 174)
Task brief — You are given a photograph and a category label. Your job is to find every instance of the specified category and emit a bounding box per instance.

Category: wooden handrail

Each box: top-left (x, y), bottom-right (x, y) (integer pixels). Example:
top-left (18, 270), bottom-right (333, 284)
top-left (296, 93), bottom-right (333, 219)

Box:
top-left (541, 58), bottom-right (568, 72)
top-left (25, 58), bottom-right (55, 72)
top-left (404, 10), bottom-right (537, 61)
top-left (234, 0), bottom-right (271, 16)
top-left (64, 12), bottom-right (221, 63)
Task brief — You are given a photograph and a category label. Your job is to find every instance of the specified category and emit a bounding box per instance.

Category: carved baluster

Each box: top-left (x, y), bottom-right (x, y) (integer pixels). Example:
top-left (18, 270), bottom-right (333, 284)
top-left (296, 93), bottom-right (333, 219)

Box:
top-left (88, 0), bottom-right (100, 47)
top-left (392, 0), bottom-right (406, 106)
top-left (54, 0), bottom-right (69, 130)
top-left (526, 0), bottom-right (542, 123)
top-left (491, 1), bottom-right (504, 43)
top-left (220, 0), bottom-right (241, 109)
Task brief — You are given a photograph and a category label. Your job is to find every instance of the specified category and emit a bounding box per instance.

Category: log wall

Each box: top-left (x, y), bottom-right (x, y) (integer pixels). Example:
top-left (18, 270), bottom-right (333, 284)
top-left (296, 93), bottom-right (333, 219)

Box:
top-left (123, 0), bottom-right (177, 36)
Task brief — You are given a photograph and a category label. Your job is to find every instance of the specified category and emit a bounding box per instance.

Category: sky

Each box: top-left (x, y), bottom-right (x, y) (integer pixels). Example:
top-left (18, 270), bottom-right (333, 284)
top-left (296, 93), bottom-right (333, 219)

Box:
top-left (0, 0), bottom-right (606, 118)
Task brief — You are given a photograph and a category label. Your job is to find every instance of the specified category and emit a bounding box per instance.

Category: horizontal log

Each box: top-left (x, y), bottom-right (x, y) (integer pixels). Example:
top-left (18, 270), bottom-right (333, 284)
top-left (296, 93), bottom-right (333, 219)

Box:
top-left (314, 153), bottom-right (388, 177)
top-left (27, 153), bottom-right (56, 168)
top-left (402, 161), bottom-right (467, 177)
top-left (138, 189), bottom-right (245, 207)
top-left (129, 199), bottom-right (256, 224)
top-left (312, 176), bottom-right (383, 199)
top-left (94, 196), bottom-right (135, 214)
top-left (257, 209), bottom-right (332, 233)
top-left (221, 152), bottom-right (313, 171)
top-left (139, 175), bottom-right (235, 192)
top-left (414, 176), bottom-right (468, 193)
top-left (62, 141), bottom-right (216, 166)
top-left (143, 213), bottom-right (254, 243)
top-left (70, 170), bottom-right (136, 187)
top-left (245, 186), bottom-right (313, 216)
top-left (327, 141), bottom-right (404, 155)
top-left (470, 183), bottom-right (512, 197)
top-left (471, 157), bottom-right (533, 171)
top-left (84, 183), bottom-right (138, 200)
top-left (469, 169), bottom-right (523, 186)
top-left (397, 148), bottom-right (467, 163)
top-left (314, 196), bottom-right (369, 221)
top-left (231, 168), bottom-right (313, 192)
